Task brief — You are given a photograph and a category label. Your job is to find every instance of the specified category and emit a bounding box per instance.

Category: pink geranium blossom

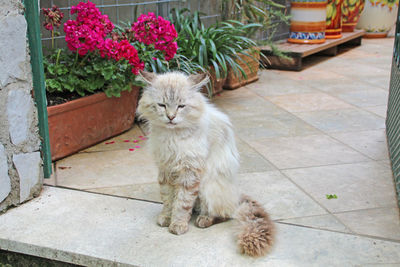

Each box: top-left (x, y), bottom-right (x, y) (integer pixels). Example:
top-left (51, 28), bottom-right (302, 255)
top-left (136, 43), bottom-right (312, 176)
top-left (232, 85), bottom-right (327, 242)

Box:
top-left (132, 12), bottom-right (178, 61)
top-left (64, 1), bottom-right (144, 74)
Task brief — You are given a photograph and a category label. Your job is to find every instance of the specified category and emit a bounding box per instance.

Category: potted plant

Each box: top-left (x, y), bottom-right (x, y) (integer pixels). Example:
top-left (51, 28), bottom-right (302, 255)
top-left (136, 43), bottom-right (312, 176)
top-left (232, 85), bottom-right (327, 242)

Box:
top-left (168, 9), bottom-right (262, 96)
top-left (42, 2), bottom-right (178, 160)
top-left (221, 0), bottom-right (289, 89)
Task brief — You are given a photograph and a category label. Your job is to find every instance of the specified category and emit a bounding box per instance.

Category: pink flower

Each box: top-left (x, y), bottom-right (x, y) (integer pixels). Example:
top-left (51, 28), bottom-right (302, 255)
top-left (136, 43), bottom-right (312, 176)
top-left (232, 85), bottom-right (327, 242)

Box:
top-left (64, 1), bottom-right (114, 55)
top-left (63, 1), bottom-right (144, 74)
top-left (132, 12), bottom-right (178, 61)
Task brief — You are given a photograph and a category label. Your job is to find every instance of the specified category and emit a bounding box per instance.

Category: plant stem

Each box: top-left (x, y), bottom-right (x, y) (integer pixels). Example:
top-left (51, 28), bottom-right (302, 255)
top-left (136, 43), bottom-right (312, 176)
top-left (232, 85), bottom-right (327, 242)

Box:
top-left (51, 29), bottom-right (54, 49)
top-left (79, 52), bottom-right (90, 66)
top-left (56, 49), bottom-right (61, 66)
top-left (73, 51), bottom-right (79, 67)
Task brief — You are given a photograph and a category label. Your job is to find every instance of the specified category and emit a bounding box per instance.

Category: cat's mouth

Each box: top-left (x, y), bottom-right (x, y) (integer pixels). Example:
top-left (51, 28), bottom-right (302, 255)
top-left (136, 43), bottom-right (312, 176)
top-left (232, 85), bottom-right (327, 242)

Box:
top-left (167, 121), bottom-right (177, 126)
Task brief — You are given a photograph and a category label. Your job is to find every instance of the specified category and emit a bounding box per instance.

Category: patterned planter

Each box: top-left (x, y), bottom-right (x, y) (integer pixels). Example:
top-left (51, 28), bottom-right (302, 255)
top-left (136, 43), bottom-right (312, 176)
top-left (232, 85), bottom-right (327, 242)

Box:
top-left (342, 0), bottom-right (365, 31)
top-left (288, 0), bottom-right (327, 44)
top-left (356, 0), bottom-right (399, 38)
top-left (326, 0), bottom-right (345, 38)
top-left (47, 87), bottom-right (140, 161)
top-left (223, 50), bottom-right (260, 90)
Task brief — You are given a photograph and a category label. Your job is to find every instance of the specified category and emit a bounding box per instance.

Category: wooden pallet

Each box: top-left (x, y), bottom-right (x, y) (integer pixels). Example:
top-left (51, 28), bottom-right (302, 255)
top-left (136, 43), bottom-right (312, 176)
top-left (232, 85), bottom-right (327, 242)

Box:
top-left (260, 30), bottom-right (365, 71)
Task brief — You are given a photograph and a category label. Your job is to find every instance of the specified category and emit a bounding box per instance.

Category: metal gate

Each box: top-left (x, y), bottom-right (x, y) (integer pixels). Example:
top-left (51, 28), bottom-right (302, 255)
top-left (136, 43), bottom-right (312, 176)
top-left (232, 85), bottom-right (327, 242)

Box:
top-left (387, 7), bottom-right (400, 207)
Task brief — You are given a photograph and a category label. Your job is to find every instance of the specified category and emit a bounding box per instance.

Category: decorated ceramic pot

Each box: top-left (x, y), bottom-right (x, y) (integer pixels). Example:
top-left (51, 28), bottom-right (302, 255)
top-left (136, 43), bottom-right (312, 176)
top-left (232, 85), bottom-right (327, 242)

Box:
top-left (288, 0), bottom-right (327, 44)
top-left (356, 0), bottom-right (399, 37)
top-left (326, 0), bottom-right (344, 38)
top-left (342, 0), bottom-right (365, 31)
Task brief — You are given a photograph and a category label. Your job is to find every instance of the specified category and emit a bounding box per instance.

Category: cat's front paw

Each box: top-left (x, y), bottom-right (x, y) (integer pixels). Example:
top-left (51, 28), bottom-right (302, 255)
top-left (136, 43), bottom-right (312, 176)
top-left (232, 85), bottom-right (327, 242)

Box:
top-left (168, 221), bottom-right (189, 235)
top-left (195, 215), bottom-right (214, 228)
top-left (157, 214), bottom-right (171, 227)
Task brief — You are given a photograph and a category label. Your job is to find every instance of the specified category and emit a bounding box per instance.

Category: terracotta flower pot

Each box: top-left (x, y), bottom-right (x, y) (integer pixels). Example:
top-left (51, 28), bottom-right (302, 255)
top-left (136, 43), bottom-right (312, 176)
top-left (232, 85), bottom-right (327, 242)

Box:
top-left (47, 86), bottom-right (140, 161)
top-left (326, 0), bottom-right (345, 38)
top-left (342, 0), bottom-right (366, 32)
top-left (202, 67), bottom-right (226, 97)
top-left (288, 0), bottom-right (327, 44)
top-left (223, 50), bottom-right (260, 90)
top-left (356, 0), bottom-right (399, 38)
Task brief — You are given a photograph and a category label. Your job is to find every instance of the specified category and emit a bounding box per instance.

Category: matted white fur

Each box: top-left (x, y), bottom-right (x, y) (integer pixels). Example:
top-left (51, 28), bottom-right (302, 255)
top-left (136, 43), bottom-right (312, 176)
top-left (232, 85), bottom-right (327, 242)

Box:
top-left (137, 71), bottom-right (274, 257)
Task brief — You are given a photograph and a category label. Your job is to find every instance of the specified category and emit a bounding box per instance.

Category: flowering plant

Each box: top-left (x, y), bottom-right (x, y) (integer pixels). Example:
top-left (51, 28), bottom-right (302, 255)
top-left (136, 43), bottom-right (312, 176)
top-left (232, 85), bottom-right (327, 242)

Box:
top-left (43, 1), bottom-right (178, 102)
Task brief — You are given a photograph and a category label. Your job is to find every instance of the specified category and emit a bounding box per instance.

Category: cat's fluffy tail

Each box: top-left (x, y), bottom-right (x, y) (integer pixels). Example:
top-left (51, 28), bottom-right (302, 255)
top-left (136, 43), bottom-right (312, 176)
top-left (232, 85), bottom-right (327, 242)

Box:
top-left (234, 195), bottom-right (275, 257)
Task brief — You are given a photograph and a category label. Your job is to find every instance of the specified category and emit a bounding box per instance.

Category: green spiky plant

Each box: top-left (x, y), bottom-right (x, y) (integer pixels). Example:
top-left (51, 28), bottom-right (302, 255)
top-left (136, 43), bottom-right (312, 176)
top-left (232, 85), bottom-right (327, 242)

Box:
top-left (221, 0), bottom-right (291, 64)
top-left (221, 0), bottom-right (290, 40)
top-left (168, 9), bottom-right (262, 97)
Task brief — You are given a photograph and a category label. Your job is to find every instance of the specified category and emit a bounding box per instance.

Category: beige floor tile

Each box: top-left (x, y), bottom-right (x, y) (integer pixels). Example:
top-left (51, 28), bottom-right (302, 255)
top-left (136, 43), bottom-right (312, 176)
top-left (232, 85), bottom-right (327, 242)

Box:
top-left (279, 214), bottom-right (351, 233)
top-left (214, 89), bottom-right (286, 117)
top-left (308, 78), bottom-right (378, 95)
top-left (256, 68), bottom-right (288, 82)
top-left (335, 89), bottom-right (388, 108)
top-left (280, 67), bottom-right (348, 81)
top-left (245, 78), bottom-right (318, 97)
top-left (232, 112), bottom-right (320, 141)
top-left (378, 160), bottom-right (391, 167)
top-left (334, 207), bottom-right (400, 240)
top-left (236, 137), bottom-right (276, 173)
top-left (56, 146), bottom-right (157, 190)
top-left (361, 75), bottom-right (391, 90)
top-left (266, 93), bottom-right (352, 113)
top-left (238, 171), bottom-right (327, 220)
top-left (331, 129), bottom-right (389, 160)
top-left (329, 61), bottom-right (389, 78)
top-left (81, 124), bottom-right (146, 153)
top-left (87, 182), bottom-right (161, 202)
top-left (295, 108), bottom-right (385, 133)
top-left (248, 134), bottom-right (369, 169)
top-left (364, 105), bottom-right (388, 118)
top-left (282, 162), bottom-right (397, 213)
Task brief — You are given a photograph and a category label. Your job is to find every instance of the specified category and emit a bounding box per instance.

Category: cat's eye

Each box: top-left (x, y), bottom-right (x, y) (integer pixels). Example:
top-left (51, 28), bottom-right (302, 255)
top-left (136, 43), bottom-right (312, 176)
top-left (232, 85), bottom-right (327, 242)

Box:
top-left (157, 103), bottom-right (166, 108)
top-left (178, 105), bottom-right (186, 109)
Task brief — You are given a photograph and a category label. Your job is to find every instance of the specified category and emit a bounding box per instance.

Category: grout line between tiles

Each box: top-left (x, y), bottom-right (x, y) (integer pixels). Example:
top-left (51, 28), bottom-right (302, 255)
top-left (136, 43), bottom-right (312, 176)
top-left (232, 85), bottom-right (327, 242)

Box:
top-left (276, 221), bottom-right (400, 244)
top-left (278, 170), bottom-right (357, 235)
top-left (45, 185), bottom-right (163, 205)
top-left (275, 159), bottom-right (373, 171)
top-left (84, 181), bottom-right (158, 191)
top-left (331, 205), bottom-right (400, 215)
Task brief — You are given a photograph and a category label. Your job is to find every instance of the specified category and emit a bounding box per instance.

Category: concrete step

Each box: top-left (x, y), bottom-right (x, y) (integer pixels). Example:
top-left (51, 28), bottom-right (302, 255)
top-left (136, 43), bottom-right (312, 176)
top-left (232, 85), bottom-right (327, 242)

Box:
top-left (0, 186), bottom-right (399, 266)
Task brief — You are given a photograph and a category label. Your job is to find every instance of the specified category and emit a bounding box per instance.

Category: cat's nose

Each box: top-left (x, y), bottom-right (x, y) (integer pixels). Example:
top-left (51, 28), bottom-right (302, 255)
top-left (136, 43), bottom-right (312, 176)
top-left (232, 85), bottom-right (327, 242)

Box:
top-left (167, 115), bottom-right (176, 121)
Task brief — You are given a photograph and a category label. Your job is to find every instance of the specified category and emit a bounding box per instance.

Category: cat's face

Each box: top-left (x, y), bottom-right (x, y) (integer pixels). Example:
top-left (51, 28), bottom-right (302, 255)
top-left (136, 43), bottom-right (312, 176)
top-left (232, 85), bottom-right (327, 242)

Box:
top-left (137, 71), bottom-right (209, 129)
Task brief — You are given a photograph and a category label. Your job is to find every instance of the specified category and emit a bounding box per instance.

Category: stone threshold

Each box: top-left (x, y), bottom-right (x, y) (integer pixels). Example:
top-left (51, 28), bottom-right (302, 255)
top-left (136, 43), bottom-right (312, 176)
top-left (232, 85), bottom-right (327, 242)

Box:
top-left (0, 186), bottom-right (399, 266)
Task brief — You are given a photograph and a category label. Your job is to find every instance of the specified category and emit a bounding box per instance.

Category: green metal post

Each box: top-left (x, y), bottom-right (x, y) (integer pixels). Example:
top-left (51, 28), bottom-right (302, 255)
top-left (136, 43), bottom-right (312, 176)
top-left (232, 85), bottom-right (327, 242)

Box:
top-left (24, 0), bottom-right (52, 178)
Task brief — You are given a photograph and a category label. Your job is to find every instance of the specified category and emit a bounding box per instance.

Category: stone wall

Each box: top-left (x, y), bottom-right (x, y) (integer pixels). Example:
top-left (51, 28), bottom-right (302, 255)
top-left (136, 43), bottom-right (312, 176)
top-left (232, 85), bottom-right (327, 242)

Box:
top-left (0, 0), bottom-right (43, 212)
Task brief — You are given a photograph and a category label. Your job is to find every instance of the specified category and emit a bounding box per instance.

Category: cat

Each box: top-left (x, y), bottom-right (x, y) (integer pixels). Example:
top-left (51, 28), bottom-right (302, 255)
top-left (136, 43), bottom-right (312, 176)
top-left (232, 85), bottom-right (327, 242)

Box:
top-left (137, 71), bottom-right (274, 257)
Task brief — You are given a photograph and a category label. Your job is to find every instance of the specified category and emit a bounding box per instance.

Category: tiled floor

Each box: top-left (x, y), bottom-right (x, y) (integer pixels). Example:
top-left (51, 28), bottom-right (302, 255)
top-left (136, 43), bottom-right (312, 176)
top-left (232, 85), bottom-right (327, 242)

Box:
top-left (27, 37), bottom-right (400, 265)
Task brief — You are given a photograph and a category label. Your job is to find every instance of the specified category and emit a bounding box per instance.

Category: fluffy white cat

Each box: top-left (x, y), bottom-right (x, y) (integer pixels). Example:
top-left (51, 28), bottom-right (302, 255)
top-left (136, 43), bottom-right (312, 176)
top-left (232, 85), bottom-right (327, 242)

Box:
top-left (137, 71), bottom-right (274, 257)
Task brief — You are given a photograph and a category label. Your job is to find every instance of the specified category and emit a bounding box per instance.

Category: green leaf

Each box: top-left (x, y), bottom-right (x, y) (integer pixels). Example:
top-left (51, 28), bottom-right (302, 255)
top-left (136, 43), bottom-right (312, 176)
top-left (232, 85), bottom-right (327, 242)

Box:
top-left (210, 59), bottom-right (221, 79)
top-left (326, 194), bottom-right (338, 199)
top-left (101, 65), bottom-right (114, 80)
top-left (47, 65), bottom-right (56, 75)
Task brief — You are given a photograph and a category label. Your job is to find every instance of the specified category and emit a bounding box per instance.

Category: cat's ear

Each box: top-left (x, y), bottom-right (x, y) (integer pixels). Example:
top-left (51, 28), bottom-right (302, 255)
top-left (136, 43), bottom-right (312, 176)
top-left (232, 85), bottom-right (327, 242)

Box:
top-left (189, 73), bottom-right (209, 91)
top-left (139, 70), bottom-right (156, 85)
